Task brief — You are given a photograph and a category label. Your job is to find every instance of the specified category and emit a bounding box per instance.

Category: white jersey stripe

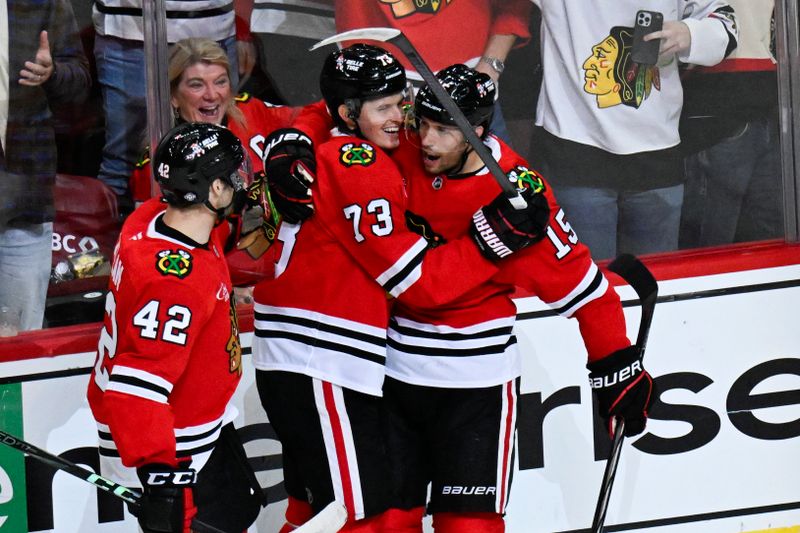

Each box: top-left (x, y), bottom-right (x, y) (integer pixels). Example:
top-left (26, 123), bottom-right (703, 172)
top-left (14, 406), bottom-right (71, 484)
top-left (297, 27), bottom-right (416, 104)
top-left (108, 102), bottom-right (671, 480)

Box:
top-left (376, 238), bottom-right (428, 295)
top-left (546, 262), bottom-right (609, 317)
top-left (112, 365), bottom-right (173, 393)
top-left (387, 315), bottom-right (520, 387)
top-left (253, 304), bottom-right (387, 395)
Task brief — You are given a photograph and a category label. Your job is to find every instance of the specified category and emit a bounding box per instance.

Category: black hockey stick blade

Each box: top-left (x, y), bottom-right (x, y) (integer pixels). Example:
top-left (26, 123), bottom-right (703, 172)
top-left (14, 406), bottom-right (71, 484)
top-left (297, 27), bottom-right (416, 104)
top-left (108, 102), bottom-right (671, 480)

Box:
top-left (0, 430), bottom-right (227, 533)
top-left (590, 254), bottom-right (658, 533)
top-left (606, 253), bottom-right (658, 355)
top-left (311, 27), bottom-right (527, 210)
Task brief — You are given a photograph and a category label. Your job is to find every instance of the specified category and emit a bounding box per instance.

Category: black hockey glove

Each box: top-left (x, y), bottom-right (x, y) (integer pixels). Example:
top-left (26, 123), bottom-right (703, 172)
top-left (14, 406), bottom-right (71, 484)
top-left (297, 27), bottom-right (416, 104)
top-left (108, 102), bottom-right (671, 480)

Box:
top-left (469, 186), bottom-right (550, 262)
top-left (587, 346), bottom-right (655, 437)
top-left (262, 128), bottom-right (315, 224)
top-left (134, 464), bottom-right (197, 533)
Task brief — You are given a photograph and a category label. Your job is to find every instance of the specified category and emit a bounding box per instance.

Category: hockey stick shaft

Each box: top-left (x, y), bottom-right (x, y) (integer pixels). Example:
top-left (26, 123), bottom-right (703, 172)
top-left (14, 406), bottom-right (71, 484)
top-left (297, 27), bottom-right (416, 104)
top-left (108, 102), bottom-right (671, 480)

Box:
top-left (0, 430), bottom-right (227, 533)
top-left (590, 254), bottom-right (658, 533)
top-left (311, 28), bottom-right (527, 210)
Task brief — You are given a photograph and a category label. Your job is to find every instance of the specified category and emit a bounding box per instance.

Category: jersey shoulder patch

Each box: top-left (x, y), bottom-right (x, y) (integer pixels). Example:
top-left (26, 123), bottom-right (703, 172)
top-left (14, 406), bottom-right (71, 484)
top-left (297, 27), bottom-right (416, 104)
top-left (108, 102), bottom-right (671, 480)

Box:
top-left (339, 141), bottom-right (377, 167)
top-left (507, 165), bottom-right (546, 194)
top-left (155, 249), bottom-right (193, 279)
top-left (234, 92), bottom-right (252, 103)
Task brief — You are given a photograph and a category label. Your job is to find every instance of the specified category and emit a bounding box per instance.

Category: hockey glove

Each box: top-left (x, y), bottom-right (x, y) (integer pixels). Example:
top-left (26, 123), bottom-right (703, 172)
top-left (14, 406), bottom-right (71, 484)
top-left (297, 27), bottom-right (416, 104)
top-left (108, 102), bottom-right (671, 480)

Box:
top-left (263, 128), bottom-right (315, 224)
top-left (134, 463), bottom-right (197, 533)
top-left (587, 346), bottom-right (655, 437)
top-left (236, 172), bottom-right (281, 259)
top-left (469, 186), bottom-right (550, 262)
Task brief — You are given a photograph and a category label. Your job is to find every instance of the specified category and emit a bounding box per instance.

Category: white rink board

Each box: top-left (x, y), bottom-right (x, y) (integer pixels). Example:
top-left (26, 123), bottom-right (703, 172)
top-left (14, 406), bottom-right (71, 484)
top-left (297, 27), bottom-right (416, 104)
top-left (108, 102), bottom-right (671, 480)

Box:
top-left (1, 265), bottom-right (799, 532)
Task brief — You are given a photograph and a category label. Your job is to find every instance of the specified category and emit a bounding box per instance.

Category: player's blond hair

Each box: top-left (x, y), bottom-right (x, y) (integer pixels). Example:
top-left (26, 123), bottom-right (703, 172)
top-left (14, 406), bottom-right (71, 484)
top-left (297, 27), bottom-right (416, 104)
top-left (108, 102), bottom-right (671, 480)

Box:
top-left (169, 37), bottom-right (245, 126)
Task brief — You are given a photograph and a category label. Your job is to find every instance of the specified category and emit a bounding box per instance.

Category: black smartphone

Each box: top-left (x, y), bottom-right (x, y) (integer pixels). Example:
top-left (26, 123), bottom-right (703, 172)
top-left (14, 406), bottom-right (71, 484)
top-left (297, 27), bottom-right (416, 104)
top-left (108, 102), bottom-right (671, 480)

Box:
top-left (632, 10), bottom-right (663, 65)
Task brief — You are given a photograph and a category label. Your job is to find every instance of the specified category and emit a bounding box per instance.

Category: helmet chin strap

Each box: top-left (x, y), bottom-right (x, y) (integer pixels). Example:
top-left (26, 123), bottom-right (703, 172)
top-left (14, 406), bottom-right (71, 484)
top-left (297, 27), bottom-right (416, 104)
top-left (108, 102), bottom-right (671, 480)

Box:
top-left (204, 198), bottom-right (233, 224)
top-left (444, 142), bottom-right (473, 176)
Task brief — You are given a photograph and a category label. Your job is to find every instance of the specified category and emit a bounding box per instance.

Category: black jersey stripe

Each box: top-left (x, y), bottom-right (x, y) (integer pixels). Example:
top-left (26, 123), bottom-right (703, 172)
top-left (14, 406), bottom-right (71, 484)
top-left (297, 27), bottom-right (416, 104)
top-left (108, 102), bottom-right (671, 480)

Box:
top-left (176, 440), bottom-right (217, 458)
top-left (255, 312), bottom-right (386, 347)
top-left (382, 245), bottom-right (427, 295)
top-left (108, 374), bottom-right (170, 399)
top-left (389, 319), bottom-right (514, 341)
top-left (176, 421), bottom-right (222, 444)
top-left (553, 268), bottom-right (604, 316)
top-left (255, 329), bottom-right (386, 365)
top-left (94, 0), bottom-right (233, 19)
top-left (98, 445), bottom-right (119, 458)
top-left (387, 335), bottom-right (517, 357)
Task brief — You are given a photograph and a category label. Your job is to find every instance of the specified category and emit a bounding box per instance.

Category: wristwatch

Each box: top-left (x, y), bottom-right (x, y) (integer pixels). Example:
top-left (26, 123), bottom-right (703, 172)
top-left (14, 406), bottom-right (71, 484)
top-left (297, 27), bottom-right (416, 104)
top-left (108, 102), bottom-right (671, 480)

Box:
top-left (480, 56), bottom-right (506, 75)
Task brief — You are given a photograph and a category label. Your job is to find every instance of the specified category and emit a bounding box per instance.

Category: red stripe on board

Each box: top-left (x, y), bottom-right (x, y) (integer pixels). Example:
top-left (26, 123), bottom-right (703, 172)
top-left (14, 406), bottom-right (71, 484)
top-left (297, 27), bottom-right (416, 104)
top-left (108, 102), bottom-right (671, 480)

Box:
top-left (322, 382), bottom-right (355, 517)
top-left (498, 381), bottom-right (515, 513)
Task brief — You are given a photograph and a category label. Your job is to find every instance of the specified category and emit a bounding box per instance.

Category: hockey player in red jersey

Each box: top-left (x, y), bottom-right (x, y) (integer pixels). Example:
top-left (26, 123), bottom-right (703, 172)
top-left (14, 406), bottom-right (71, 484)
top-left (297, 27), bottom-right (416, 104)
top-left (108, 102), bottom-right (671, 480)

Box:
top-left (251, 44), bottom-right (549, 532)
top-left (87, 122), bottom-right (265, 533)
top-left (377, 65), bottom-right (656, 532)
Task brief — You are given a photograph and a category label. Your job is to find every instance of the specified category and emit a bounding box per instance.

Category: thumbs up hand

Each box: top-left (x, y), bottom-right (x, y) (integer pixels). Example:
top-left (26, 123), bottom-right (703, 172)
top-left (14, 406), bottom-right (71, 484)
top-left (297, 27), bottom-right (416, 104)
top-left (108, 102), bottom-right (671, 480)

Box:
top-left (19, 31), bottom-right (54, 86)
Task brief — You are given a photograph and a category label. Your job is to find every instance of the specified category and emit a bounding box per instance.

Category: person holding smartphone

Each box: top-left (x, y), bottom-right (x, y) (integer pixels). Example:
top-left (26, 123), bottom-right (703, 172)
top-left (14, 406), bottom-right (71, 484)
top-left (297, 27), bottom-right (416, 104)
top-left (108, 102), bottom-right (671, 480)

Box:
top-left (529, 1), bottom-right (738, 260)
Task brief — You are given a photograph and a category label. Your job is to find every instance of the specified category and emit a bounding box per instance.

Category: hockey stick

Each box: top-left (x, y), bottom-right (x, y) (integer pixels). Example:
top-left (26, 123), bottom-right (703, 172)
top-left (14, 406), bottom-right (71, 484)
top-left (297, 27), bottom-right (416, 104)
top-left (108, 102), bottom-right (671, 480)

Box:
top-left (0, 430), bottom-right (227, 533)
top-left (590, 254), bottom-right (658, 533)
top-left (293, 501), bottom-right (349, 532)
top-left (311, 27), bottom-right (527, 210)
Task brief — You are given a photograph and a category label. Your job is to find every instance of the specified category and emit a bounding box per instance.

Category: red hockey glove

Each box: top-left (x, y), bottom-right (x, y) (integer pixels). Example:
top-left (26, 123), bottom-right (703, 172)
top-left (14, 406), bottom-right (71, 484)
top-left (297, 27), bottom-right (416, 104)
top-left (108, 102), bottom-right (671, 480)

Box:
top-left (134, 464), bottom-right (196, 533)
top-left (587, 346), bottom-right (655, 437)
top-left (469, 185), bottom-right (550, 262)
top-left (262, 128), bottom-right (315, 224)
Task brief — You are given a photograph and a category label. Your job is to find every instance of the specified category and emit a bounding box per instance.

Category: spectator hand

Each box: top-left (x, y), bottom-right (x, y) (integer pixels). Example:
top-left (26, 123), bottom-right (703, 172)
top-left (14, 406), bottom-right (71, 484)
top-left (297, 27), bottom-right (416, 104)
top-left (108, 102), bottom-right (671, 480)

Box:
top-left (263, 128), bottom-right (316, 224)
top-left (19, 31), bottom-right (54, 87)
top-left (587, 346), bottom-right (655, 437)
top-left (134, 464), bottom-right (196, 533)
top-left (644, 21), bottom-right (691, 65)
top-left (469, 184), bottom-right (550, 262)
top-left (236, 40), bottom-right (257, 84)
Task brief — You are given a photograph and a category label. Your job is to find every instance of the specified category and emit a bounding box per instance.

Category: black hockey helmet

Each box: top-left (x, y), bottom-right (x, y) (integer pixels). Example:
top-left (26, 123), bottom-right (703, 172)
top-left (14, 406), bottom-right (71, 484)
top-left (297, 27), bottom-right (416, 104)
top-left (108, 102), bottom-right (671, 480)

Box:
top-left (319, 43), bottom-right (407, 131)
top-left (153, 122), bottom-right (248, 208)
top-left (414, 64), bottom-right (496, 134)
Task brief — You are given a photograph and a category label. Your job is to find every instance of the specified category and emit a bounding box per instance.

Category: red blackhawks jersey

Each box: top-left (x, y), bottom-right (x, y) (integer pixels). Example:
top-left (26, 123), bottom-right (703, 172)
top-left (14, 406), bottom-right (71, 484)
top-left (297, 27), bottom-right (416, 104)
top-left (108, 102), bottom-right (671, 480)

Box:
top-left (130, 93), bottom-right (298, 202)
top-left (87, 199), bottom-right (243, 482)
top-left (251, 132), bottom-right (498, 396)
top-left (387, 133), bottom-right (631, 388)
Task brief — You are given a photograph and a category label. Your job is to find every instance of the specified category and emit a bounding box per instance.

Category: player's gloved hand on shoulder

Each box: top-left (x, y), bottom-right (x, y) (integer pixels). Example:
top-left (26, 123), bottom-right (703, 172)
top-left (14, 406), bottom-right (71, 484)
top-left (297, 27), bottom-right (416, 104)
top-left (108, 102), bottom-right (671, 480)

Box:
top-left (262, 128), bottom-right (315, 224)
top-left (587, 345), bottom-right (655, 437)
top-left (469, 185), bottom-right (550, 261)
top-left (134, 463), bottom-right (197, 533)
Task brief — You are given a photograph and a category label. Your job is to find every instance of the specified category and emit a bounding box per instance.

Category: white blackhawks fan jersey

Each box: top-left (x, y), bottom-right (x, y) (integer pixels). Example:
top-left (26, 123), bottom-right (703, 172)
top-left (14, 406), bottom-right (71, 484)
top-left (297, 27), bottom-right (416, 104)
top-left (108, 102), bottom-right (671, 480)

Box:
top-left (533, 0), bottom-right (738, 154)
top-left (251, 132), bottom-right (499, 396)
top-left (88, 199), bottom-right (242, 483)
top-left (387, 133), bottom-right (632, 388)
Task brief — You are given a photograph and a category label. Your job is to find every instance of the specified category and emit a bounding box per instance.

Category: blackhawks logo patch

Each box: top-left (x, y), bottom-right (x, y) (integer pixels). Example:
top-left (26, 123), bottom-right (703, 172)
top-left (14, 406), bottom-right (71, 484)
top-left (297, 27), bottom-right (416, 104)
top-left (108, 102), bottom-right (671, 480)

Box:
top-left (156, 249), bottom-right (193, 278)
top-left (507, 166), bottom-right (546, 194)
top-left (340, 142), bottom-right (376, 167)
